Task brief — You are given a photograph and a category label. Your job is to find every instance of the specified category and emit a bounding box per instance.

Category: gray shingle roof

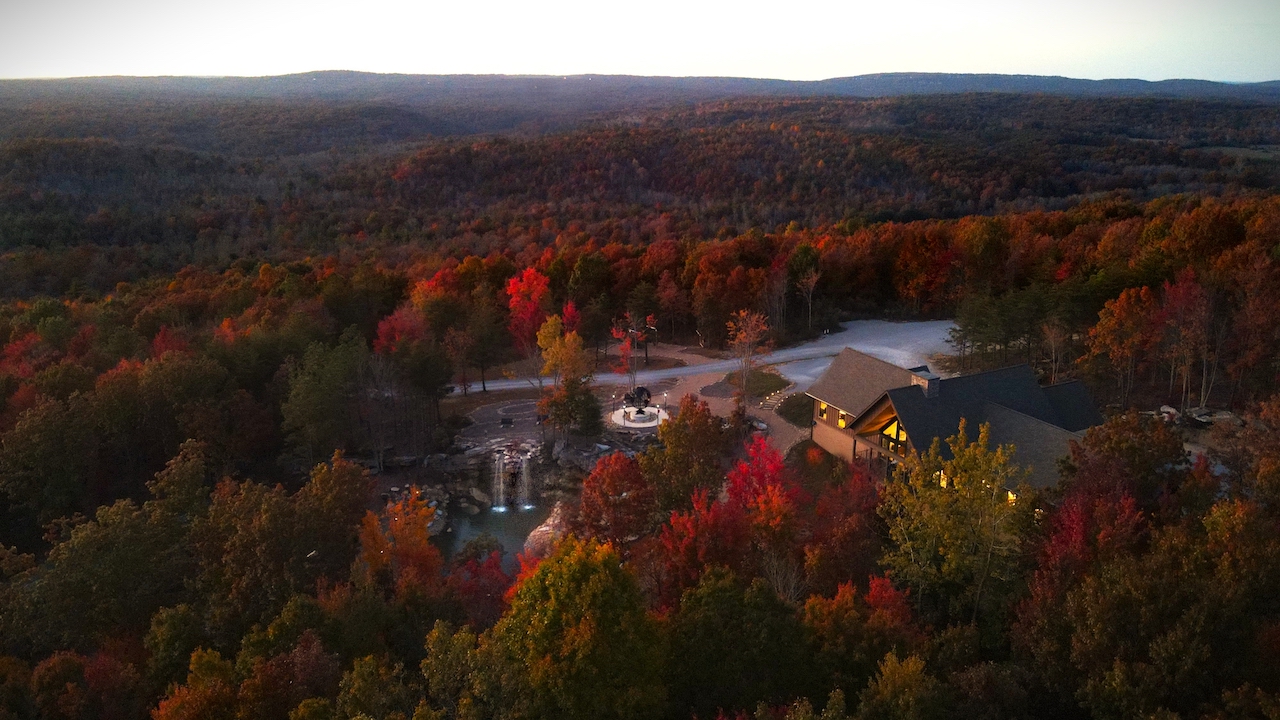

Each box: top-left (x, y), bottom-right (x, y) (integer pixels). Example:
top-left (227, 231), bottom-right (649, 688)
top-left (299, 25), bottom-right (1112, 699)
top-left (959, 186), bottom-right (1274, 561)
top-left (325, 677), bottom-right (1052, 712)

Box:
top-left (1043, 381), bottom-right (1105, 432)
top-left (808, 350), bottom-right (1102, 488)
top-left (882, 364), bottom-right (1098, 488)
top-left (806, 348), bottom-right (922, 419)
top-left (982, 403), bottom-right (1082, 488)
top-left (886, 365), bottom-right (1062, 448)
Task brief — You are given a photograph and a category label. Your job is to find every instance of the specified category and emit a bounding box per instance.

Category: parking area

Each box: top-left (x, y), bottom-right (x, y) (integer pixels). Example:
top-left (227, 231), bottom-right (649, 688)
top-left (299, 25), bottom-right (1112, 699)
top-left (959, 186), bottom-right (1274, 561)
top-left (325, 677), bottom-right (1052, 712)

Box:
top-left (459, 398), bottom-right (544, 445)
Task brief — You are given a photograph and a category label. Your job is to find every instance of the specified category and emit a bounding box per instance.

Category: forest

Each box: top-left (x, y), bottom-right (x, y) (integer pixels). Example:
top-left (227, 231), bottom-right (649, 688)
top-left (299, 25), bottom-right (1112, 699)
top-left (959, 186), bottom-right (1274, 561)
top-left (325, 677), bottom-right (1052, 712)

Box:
top-left (0, 90), bottom-right (1279, 719)
top-left (1, 93), bottom-right (1278, 295)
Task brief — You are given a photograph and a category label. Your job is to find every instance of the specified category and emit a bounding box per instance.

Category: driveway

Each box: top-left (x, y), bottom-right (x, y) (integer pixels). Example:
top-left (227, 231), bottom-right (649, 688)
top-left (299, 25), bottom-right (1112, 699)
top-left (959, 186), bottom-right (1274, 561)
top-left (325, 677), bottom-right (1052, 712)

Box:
top-left (461, 319), bottom-right (955, 394)
top-left (459, 398), bottom-right (544, 445)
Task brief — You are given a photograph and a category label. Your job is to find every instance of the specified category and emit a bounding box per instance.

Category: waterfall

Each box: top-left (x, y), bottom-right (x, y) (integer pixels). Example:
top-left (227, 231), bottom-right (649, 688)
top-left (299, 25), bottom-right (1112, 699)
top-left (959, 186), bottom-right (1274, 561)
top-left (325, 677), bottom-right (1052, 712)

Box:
top-left (518, 454), bottom-right (534, 510)
top-left (492, 453), bottom-right (507, 511)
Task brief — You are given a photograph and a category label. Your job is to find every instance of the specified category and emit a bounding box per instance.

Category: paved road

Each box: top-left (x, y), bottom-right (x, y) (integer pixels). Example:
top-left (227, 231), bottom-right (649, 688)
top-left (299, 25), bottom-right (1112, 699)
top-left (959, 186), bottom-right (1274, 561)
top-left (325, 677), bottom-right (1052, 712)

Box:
top-left (458, 319), bottom-right (955, 394)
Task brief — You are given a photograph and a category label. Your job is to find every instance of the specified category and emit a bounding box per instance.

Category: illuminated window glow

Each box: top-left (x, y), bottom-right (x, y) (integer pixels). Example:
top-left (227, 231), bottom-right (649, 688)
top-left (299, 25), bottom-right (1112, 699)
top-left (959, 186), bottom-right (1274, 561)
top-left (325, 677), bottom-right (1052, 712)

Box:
top-left (877, 417), bottom-right (908, 455)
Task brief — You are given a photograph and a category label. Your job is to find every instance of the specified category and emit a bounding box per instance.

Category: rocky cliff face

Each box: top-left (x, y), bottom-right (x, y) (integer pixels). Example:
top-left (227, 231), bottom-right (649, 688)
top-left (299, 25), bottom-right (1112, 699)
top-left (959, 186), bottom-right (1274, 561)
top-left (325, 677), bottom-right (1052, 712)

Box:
top-left (523, 501), bottom-right (570, 559)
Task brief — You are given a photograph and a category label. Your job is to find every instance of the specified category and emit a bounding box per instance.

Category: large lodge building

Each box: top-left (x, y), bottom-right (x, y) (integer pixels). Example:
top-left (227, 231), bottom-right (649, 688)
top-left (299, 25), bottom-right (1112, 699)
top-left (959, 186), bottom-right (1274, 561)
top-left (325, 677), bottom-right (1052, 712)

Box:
top-left (806, 349), bottom-right (1103, 487)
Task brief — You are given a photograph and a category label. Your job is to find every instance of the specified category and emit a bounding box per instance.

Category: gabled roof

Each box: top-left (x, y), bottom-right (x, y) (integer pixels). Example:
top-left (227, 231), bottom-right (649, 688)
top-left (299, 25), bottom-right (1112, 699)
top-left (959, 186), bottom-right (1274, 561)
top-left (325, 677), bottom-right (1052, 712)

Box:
top-left (885, 365), bottom-right (1063, 450)
top-left (806, 348), bottom-right (923, 418)
top-left (875, 364), bottom-right (1098, 488)
top-left (810, 349), bottom-right (1102, 488)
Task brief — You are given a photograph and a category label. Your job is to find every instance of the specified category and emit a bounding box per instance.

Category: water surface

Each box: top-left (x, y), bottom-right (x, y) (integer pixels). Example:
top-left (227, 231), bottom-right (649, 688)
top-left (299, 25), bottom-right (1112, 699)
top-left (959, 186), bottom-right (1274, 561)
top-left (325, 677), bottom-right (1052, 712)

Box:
top-left (435, 505), bottom-right (552, 572)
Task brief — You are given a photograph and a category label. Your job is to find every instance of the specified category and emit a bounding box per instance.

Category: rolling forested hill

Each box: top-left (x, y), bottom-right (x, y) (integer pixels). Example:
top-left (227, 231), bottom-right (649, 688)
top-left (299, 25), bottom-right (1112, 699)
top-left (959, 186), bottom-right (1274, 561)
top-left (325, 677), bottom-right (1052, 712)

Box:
top-left (0, 90), bottom-right (1278, 296)
top-left (2, 74), bottom-right (1280, 720)
top-left (2, 71), bottom-right (1279, 154)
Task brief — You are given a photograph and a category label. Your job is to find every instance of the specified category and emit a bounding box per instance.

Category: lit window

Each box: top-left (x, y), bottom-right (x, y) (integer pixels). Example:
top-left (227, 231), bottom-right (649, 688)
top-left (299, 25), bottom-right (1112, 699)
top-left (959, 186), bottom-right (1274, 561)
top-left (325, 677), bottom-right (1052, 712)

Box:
top-left (878, 418), bottom-right (908, 455)
top-left (818, 402), bottom-right (828, 420)
top-left (1007, 490), bottom-right (1018, 504)
top-left (838, 412), bottom-right (848, 428)
top-left (881, 420), bottom-right (906, 442)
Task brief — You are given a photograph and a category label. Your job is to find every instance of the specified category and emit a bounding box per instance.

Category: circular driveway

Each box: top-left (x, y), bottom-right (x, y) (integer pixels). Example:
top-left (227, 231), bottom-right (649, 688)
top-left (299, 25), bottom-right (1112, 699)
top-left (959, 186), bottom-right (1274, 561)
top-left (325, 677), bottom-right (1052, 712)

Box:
top-left (460, 399), bottom-right (544, 444)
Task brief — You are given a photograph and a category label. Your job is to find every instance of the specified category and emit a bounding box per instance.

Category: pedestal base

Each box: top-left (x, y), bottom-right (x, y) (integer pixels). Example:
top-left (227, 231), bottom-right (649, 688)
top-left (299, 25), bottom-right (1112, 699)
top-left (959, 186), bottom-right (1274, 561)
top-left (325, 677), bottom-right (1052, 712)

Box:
top-left (609, 405), bottom-right (670, 428)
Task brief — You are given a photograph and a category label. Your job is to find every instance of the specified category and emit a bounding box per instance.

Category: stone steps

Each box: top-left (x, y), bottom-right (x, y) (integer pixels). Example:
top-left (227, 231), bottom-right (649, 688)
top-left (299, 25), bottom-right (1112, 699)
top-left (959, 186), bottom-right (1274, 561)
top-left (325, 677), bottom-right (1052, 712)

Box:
top-left (758, 386), bottom-right (793, 411)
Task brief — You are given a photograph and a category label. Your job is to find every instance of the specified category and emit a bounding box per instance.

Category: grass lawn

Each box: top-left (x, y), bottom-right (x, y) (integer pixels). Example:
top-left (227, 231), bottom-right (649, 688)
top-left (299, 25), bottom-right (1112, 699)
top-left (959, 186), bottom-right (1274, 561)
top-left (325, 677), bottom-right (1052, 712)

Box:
top-left (684, 346), bottom-right (729, 360)
top-left (724, 368), bottom-right (789, 398)
top-left (776, 393), bottom-right (814, 428)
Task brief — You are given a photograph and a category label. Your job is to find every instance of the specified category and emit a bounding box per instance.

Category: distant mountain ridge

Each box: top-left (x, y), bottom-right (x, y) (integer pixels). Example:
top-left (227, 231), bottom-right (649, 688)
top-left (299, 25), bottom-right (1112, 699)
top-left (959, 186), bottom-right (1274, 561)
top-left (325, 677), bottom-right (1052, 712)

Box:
top-left (813, 73), bottom-right (1280, 101)
top-left (3, 71), bottom-right (1279, 105)
top-left (4, 72), bottom-right (1279, 158)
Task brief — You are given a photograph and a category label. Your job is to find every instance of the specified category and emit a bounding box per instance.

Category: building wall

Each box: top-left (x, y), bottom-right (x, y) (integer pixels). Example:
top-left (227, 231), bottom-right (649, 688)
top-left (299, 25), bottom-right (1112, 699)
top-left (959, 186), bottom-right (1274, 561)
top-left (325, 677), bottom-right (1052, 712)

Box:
top-left (811, 400), bottom-right (851, 431)
top-left (813, 420), bottom-right (855, 463)
top-left (810, 398), bottom-right (902, 470)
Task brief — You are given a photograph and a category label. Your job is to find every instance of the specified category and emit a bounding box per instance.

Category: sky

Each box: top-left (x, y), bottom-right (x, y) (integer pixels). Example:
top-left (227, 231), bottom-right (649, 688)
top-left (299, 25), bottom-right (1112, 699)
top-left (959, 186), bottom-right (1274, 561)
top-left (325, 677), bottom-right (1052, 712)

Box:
top-left (1, 0), bottom-right (1277, 82)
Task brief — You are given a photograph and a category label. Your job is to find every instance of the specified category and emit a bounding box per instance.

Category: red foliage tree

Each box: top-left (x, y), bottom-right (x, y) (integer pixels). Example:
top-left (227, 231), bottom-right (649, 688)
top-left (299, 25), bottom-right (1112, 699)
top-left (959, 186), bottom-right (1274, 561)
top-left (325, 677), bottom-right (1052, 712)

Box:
top-left (726, 436), bottom-right (797, 507)
top-left (561, 301), bottom-right (581, 334)
top-left (803, 577), bottom-right (926, 698)
top-left (803, 463), bottom-right (883, 595)
top-left (892, 223), bottom-right (957, 312)
top-left (445, 550), bottom-right (512, 628)
top-left (2, 332), bottom-right (42, 379)
top-left (644, 490), bottom-right (750, 608)
top-left (505, 267), bottom-right (550, 357)
top-left (150, 326), bottom-right (190, 357)
top-left (575, 452), bottom-right (656, 551)
top-left (724, 436), bottom-right (810, 600)
top-left (373, 305), bottom-right (427, 355)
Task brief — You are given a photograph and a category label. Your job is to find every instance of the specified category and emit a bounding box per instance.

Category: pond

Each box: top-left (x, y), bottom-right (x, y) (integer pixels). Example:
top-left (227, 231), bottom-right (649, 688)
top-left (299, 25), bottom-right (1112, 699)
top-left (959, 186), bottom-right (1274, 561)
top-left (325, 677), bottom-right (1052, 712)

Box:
top-left (434, 504), bottom-right (552, 572)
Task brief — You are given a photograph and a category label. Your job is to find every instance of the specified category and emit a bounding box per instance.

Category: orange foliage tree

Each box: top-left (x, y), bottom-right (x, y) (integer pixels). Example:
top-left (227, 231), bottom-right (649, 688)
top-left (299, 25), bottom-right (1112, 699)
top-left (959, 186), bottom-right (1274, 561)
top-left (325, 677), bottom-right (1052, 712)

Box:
top-left (355, 486), bottom-right (443, 601)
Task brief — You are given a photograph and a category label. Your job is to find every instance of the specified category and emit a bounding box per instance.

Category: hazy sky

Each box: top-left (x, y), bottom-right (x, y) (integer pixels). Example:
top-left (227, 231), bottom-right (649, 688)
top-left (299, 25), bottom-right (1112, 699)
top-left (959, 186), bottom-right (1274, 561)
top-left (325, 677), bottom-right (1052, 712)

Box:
top-left (1, 0), bottom-right (1277, 81)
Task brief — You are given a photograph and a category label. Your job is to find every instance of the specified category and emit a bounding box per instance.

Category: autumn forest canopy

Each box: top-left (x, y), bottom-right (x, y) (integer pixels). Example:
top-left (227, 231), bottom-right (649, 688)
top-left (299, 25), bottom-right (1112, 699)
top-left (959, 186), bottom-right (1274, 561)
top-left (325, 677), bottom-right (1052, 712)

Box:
top-left (1, 85), bottom-right (1280, 720)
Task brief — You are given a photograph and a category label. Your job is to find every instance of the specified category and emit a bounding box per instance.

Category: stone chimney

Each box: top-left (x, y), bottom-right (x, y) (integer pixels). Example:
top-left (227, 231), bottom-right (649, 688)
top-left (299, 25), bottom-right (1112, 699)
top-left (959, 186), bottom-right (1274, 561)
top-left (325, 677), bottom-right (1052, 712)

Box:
top-left (911, 371), bottom-right (940, 398)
